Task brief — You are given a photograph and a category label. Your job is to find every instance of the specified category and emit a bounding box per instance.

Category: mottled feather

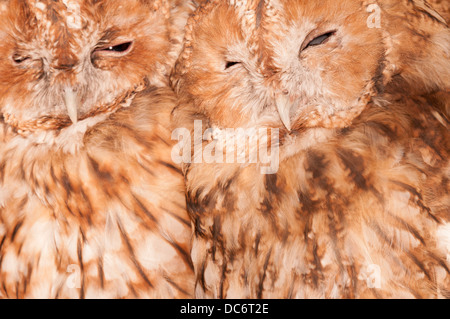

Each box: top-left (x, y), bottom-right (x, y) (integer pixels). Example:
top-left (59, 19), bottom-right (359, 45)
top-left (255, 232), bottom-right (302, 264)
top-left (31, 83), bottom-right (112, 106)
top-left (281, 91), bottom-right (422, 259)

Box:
top-left (172, 0), bottom-right (450, 298)
top-left (0, 0), bottom-right (195, 298)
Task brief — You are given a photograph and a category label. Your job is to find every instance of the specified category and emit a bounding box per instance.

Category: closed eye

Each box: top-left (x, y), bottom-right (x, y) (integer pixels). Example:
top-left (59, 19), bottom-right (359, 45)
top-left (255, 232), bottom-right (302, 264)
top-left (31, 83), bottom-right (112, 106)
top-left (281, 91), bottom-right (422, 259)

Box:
top-left (301, 31), bottom-right (336, 52)
top-left (225, 61), bottom-right (241, 70)
top-left (12, 54), bottom-right (31, 64)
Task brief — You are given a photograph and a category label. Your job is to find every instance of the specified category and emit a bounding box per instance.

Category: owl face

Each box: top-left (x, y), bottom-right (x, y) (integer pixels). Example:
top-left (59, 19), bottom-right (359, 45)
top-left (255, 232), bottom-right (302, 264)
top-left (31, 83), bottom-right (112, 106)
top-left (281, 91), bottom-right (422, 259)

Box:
top-left (173, 1), bottom-right (271, 129)
top-left (174, 0), bottom-right (385, 131)
top-left (0, 0), bottom-right (172, 129)
top-left (174, 0), bottom-right (448, 132)
top-left (262, 0), bottom-right (385, 130)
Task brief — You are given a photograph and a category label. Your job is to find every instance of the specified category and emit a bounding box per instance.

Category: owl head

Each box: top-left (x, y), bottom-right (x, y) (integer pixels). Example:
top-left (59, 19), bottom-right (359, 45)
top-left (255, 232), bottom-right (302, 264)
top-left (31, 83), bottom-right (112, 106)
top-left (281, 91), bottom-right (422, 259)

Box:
top-left (172, 0), bottom-right (449, 132)
top-left (0, 0), bottom-right (188, 135)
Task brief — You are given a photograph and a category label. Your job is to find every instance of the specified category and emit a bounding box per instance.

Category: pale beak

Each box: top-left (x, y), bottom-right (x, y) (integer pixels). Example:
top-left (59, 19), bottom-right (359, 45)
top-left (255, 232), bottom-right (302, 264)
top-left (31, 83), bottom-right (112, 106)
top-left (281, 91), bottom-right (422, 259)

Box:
top-left (64, 87), bottom-right (79, 124)
top-left (275, 94), bottom-right (292, 132)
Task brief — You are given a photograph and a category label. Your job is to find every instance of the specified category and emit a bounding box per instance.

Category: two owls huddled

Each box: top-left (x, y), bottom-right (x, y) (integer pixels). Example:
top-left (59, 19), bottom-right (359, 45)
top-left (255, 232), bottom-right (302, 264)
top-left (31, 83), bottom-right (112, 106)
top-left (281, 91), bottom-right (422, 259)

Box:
top-left (0, 0), bottom-right (448, 299)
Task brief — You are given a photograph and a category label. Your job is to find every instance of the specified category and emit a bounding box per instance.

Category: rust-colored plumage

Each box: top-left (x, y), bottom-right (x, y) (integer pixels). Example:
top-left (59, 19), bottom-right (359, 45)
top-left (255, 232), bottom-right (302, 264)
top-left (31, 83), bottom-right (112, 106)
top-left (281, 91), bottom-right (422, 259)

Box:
top-left (429, 0), bottom-right (450, 22)
top-left (0, 0), bottom-right (195, 298)
top-left (172, 0), bottom-right (450, 298)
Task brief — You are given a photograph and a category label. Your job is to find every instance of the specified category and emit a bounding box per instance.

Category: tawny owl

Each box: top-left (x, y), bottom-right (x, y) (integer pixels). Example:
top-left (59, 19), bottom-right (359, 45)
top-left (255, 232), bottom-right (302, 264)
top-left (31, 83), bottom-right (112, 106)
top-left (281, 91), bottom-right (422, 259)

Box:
top-left (171, 0), bottom-right (450, 298)
top-left (0, 0), bottom-right (195, 298)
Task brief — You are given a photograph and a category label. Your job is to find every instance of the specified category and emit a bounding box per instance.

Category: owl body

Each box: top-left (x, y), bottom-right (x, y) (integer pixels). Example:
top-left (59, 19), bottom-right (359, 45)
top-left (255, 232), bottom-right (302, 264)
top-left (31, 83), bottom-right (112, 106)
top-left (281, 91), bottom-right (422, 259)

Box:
top-left (0, 88), bottom-right (194, 298)
top-left (0, 0), bottom-right (195, 298)
top-left (172, 0), bottom-right (450, 298)
top-left (178, 94), bottom-right (450, 299)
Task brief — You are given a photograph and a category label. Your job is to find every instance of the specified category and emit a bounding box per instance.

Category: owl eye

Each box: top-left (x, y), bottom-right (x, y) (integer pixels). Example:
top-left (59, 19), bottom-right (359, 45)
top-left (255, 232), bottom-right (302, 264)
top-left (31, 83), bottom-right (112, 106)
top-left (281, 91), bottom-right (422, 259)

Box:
top-left (94, 41), bottom-right (134, 57)
top-left (12, 54), bottom-right (31, 64)
top-left (225, 61), bottom-right (241, 70)
top-left (301, 31), bottom-right (336, 52)
top-left (104, 42), bottom-right (133, 53)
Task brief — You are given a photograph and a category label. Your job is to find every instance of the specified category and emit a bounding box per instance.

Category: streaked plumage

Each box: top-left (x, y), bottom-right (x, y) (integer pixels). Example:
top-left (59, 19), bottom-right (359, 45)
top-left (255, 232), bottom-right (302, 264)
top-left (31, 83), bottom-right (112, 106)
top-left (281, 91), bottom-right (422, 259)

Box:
top-left (0, 0), bottom-right (195, 298)
top-left (172, 0), bottom-right (450, 298)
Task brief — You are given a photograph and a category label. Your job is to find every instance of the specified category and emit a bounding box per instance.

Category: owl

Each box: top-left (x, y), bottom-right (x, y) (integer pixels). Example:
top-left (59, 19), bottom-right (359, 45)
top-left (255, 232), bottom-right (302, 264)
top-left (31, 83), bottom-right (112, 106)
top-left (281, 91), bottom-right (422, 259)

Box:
top-left (0, 0), bottom-right (195, 298)
top-left (171, 0), bottom-right (450, 298)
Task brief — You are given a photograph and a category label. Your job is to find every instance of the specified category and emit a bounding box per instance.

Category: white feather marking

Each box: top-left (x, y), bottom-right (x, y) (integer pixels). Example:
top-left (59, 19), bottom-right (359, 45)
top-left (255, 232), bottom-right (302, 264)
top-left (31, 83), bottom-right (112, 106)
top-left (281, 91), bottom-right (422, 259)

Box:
top-left (62, 0), bottom-right (83, 30)
top-left (1, 252), bottom-right (20, 281)
top-left (136, 233), bottom-right (178, 271)
top-left (34, 1), bottom-right (47, 11)
top-left (437, 223), bottom-right (450, 263)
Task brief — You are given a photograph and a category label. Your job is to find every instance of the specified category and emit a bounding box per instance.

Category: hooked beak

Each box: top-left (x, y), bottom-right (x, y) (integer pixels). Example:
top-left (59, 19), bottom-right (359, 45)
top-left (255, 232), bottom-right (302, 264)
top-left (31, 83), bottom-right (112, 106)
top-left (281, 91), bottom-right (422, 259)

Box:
top-left (275, 94), bottom-right (293, 132)
top-left (64, 87), bottom-right (79, 124)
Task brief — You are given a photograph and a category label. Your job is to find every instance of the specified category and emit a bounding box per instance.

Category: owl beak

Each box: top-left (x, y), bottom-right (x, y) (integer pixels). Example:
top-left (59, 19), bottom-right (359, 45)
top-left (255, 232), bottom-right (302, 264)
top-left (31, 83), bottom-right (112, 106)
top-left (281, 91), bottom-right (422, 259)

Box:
top-left (275, 94), bottom-right (292, 132)
top-left (64, 87), bottom-right (79, 124)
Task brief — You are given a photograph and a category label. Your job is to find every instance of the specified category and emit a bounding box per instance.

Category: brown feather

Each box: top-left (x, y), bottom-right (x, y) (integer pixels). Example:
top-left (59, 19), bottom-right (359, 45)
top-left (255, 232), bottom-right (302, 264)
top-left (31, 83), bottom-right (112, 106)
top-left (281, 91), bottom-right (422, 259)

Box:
top-left (172, 0), bottom-right (450, 298)
top-left (0, 0), bottom-right (195, 299)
